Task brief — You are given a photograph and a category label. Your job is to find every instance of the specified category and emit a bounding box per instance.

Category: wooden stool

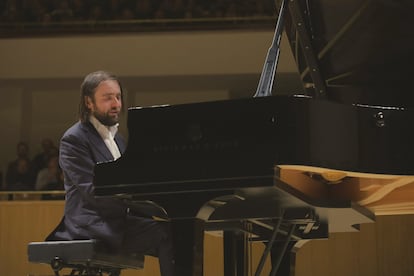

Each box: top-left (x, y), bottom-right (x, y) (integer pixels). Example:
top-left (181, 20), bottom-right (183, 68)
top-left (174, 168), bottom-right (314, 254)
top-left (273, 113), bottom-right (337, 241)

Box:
top-left (28, 240), bottom-right (144, 276)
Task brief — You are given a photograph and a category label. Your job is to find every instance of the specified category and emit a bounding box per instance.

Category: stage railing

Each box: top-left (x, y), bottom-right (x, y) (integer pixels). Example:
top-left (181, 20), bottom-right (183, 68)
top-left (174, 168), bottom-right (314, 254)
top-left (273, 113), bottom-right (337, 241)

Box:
top-left (0, 190), bottom-right (65, 201)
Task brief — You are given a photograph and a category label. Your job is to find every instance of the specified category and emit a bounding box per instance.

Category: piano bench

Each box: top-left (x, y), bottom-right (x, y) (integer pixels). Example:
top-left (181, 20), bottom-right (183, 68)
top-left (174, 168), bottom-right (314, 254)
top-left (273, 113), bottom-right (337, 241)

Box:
top-left (28, 240), bottom-right (144, 276)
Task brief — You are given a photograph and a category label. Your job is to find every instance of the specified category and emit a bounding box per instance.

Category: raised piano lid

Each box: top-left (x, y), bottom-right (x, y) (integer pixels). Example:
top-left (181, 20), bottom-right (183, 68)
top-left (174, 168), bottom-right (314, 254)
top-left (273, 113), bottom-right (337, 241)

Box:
top-left (283, 0), bottom-right (414, 107)
top-left (280, 0), bottom-right (414, 215)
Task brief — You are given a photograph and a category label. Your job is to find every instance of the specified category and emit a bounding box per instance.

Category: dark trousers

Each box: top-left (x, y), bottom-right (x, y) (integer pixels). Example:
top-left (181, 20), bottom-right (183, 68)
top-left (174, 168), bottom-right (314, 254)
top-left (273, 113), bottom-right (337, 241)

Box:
top-left (121, 216), bottom-right (175, 276)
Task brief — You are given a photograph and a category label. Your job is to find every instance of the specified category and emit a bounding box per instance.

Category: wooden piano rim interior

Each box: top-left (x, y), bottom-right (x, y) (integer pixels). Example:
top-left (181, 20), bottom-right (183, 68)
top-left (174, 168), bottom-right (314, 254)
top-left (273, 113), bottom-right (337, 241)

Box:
top-left (278, 165), bottom-right (414, 216)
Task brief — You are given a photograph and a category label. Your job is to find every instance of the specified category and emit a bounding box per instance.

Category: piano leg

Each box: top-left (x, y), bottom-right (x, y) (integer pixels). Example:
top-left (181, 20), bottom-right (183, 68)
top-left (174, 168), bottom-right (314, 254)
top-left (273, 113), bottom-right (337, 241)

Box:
top-left (171, 218), bottom-right (205, 276)
top-left (269, 240), bottom-right (296, 276)
top-left (268, 224), bottom-right (296, 276)
top-left (222, 221), bottom-right (298, 276)
top-left (223, 230), bottom-right (248, 276)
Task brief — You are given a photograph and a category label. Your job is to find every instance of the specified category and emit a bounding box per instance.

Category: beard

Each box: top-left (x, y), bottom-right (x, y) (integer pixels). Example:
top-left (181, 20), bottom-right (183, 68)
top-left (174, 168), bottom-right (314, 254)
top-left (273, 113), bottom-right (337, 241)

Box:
top-left (93, 110), bottom-right (119, 126)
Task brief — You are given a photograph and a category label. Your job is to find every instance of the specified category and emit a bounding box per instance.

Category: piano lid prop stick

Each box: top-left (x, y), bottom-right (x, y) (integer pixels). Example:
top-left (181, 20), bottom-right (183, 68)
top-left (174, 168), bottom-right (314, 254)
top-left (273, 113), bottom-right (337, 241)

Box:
top-left (254, 0), bottom-right (288, 98)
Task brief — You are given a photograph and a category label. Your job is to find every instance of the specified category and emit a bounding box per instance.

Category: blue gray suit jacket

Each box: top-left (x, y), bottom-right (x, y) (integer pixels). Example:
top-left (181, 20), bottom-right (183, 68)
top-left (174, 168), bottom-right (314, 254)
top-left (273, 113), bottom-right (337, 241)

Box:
top-left (48, 121), bottom-right (128, 250)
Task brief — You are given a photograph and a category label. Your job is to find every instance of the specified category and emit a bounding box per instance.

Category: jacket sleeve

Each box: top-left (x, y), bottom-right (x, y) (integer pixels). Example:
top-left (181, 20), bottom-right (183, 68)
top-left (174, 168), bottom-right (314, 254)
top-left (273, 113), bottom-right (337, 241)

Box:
top-left (59, 128), bottom-right (126, 217)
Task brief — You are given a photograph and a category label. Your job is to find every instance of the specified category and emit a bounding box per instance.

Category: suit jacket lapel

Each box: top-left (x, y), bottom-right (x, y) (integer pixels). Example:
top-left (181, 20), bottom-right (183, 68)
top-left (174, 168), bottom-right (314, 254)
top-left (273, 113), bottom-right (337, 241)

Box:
top-left (114, 134), bottom-right (126, 154)
top-left (81, 122), bottom-right (114, 162)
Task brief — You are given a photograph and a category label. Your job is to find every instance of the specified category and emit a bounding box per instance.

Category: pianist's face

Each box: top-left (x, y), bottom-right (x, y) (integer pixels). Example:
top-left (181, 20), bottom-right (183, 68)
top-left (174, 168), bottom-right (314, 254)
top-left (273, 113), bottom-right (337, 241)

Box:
top-left (87, 79), bottom-right (122, 126)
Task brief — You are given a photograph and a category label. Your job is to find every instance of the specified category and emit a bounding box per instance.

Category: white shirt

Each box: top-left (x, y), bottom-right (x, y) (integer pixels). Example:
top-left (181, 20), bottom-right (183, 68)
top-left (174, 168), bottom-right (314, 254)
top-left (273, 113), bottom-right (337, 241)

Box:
top-left (89, 116), bottom-right (122, 160)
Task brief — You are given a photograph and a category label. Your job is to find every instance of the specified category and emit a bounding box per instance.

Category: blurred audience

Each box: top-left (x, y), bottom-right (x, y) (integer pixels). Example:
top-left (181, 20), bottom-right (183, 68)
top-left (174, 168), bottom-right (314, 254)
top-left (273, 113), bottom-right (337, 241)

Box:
top-left (1, 0), bottom-right (276, 23)
top-left (4, 139), bottom-right (64, 194)
top-left (35, 154), bottom-right (62, 191)
top-left (37, 154), bottom-right (65, 200)
top-left (32, 138), bottom-right (57, 179)
top-left (5, 142), bottom-right (35, 191)
top-left (0, 170), bottom-right (3, 190)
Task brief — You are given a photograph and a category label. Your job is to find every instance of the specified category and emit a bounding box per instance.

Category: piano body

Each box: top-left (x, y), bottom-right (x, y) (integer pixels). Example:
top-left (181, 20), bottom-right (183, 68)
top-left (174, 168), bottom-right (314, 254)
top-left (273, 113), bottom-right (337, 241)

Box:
top-left (93, 0), bottom-right (414, 275)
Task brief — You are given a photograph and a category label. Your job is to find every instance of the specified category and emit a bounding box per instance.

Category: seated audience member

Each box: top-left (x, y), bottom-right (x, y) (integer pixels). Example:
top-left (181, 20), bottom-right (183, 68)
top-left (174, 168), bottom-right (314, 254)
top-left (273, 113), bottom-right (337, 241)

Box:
top-left (32, 138), bottom-right (56, 178)
top-left (35, 155), bottom-right (62, 191)
top-left (41, 165), bottom-right (65, 200)
top-left (5, 141), bottom-right (35, 191)
top-left (0, 170), bottom-right (3, 190)
top-left (5, 158), bottom-right (34, 191)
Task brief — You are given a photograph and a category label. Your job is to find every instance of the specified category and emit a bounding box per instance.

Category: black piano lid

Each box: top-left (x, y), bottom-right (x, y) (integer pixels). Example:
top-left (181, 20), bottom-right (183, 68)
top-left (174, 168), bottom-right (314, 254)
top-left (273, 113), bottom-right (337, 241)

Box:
top-left (283, 0), bottom-right (414, 107)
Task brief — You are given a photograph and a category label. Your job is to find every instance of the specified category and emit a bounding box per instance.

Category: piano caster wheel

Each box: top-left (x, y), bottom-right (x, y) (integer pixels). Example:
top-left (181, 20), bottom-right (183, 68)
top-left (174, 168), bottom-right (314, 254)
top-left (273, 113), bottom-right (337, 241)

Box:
top-left (50, 256), bottom-right (63, 273)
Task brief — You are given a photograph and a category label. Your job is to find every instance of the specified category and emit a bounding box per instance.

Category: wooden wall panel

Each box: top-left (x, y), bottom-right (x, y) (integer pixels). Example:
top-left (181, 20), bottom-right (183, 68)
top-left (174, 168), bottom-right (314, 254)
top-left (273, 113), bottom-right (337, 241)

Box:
top-left (376, 215), bottom-right (414, 276)
top-left (294, 215), bottom-right (414, 276)
top-left (0, 200), bottom-right (269, 276)
top-left (0, 201), bottom-right (64, 276)
top-left (2, 200), bottom-right (412, 276)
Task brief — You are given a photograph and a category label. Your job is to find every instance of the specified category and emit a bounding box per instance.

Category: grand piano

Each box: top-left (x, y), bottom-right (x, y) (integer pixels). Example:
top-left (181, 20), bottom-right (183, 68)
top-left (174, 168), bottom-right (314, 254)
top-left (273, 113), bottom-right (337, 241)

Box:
top-left (93, 0), bottom-right (414, 275)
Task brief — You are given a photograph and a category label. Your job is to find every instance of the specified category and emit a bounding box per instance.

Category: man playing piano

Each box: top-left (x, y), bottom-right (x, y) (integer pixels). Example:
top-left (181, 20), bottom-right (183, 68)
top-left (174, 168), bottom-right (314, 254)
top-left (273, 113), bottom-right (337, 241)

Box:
top-left (46, 70), bottom-right (175, 276)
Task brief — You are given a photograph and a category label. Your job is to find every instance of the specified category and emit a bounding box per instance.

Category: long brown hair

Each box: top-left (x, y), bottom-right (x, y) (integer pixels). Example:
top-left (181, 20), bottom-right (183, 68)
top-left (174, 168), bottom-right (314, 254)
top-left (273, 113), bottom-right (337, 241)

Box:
top-left (78, 70), bottom-right (125, 123)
